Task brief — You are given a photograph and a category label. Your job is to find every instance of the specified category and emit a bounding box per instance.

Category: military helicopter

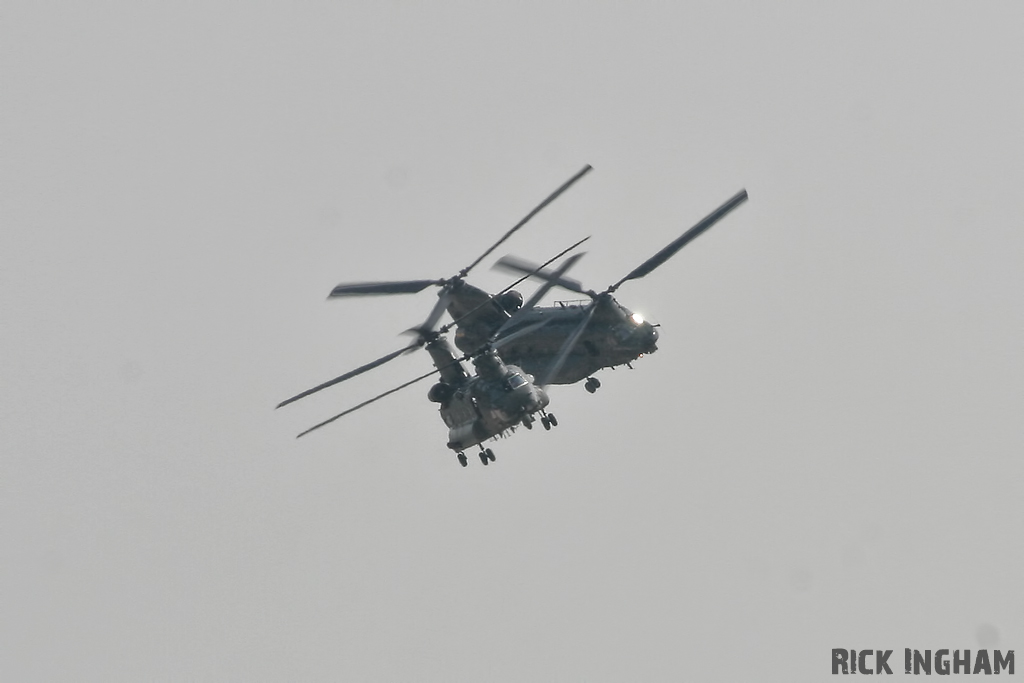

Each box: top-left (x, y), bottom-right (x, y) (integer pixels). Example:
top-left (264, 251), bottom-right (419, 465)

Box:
top-left (282, 331), bottom-right (545, 466)
top-left (277, 168), bottom-right (596, 465)
top-left (485, 188), bottom-right (748, 390)
top-left (328, 184), bottom-right (749, 393)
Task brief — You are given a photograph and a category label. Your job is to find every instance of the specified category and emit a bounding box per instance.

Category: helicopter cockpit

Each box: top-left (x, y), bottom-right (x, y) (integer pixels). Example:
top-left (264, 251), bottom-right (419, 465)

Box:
top-left (504, 372), bottom-right (528, 392)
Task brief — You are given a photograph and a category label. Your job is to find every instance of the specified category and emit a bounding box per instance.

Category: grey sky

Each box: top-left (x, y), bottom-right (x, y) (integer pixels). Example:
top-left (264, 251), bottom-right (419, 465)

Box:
top-left (2, 3), bottom-right (1023, 681)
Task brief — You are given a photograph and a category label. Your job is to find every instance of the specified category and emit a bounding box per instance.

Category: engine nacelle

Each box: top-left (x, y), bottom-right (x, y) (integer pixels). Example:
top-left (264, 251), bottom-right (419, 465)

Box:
top-left (447, 420), bottom-right (487, 451)
top-left (496, 290), bottom-right (523, 313)
top-left (427, 382), bottom-right (454, 404)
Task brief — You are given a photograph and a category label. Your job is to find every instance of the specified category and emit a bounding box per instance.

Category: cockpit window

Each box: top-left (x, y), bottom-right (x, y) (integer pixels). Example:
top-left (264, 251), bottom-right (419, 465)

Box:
top-left (506, 373), bottom-right (527, 390)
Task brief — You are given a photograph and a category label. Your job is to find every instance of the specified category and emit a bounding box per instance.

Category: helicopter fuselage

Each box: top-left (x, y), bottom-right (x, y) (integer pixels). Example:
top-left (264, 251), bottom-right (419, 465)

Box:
top-left (444, 281), bottom-right (659, 385)
top-left (424, 337), bottom-right (550, 451)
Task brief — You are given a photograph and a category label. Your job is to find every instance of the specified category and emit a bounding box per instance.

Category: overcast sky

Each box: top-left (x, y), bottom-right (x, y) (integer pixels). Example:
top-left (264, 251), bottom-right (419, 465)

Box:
top-left (3, 3), bottom-right (1023, 681)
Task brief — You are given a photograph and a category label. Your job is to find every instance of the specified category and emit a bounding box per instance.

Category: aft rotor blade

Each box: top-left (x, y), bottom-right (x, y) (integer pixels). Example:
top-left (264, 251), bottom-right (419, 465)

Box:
top-left (609, 189), bottom-right (748, 292)
top-left (296, 367), bottom-right (441, 438)
top-left (459, 165), bottom-right (593, 277)
top-left (329, 280), bottom-right (444, 297)
top-left (540, 301), bottom-right (598, 387)
top-left (492, 255), bottom-right (588, 295)
top-left (276, 340), bottom-right (421, 408)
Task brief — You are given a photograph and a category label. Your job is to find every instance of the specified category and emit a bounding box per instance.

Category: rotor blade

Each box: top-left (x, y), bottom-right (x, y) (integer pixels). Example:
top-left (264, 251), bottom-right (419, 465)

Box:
top-left (520, 252), bottom-right (584, 313)
top-left (491, 319), bottom-right (551, 349)
top-left (418, 290), bottom-right (451, 335)
top-left (276, 340), bottom-right (421, 409)
top-left (540, 301), bottom-right (598, 387)
top-left (609, 189), bottom-right (748, 292)
top-left (459, 165), bottom-right (593, 277)
top-left (296, 367), bottom-right (441, 438)
top-left (441, 236), bottom-right (590, 333)
top-left (492, 255), bottom-right (588, 295)
top-left (329, 280), bottom-right (444, 297)
top-left (494, 236), bottom-right (589, 297)
top-left (489, 252), bottom-right (584, 342)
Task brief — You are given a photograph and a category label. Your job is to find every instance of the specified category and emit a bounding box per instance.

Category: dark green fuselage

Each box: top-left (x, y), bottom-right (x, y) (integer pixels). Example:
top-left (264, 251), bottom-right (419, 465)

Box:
top-left (443, 280), bottom-right (659, 385)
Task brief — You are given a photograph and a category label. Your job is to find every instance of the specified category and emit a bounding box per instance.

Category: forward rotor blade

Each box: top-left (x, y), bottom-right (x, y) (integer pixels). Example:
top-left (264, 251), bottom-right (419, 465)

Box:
top-left (489, 252), bottom-right (584, 341)
top-left (609, 189), bottom-right (748, 292)
top-left (459, 165), bottom-right (593, 277)
top-left (492, 255), bottom-right (588, 295)
top-left (296, 367), bottom-right (441, 438)
top-left (276, 340), bottom-right (421, 408)
top-left (329, 280), bottom-right (444, 297)
top-left (520, 252), bottom-right (584, 313)
top-left (540, 301), bottom-right (598, 387)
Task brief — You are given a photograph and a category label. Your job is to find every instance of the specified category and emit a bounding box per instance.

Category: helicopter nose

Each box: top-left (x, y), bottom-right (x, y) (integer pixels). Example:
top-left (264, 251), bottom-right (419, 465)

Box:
top-left (646, 324), bottom-right (659, 351)
top-left (511, 385), bottom-right (540, 413)
top-left (529, 386), bottom-right (550, 412)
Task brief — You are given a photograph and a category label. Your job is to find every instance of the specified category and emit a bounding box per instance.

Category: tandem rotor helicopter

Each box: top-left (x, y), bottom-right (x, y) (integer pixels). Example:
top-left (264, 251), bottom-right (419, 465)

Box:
top-left (278, 165), bottom-right (748, 466)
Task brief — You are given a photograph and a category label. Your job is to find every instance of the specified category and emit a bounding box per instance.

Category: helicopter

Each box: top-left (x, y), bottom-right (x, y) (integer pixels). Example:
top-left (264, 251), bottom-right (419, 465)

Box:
top-left (281, 166), bottom-right (748, 461)
top-left (328, 183), bottom-right (749, 392)
top-left (285, 332), bottom-right (551, 467)
top-left (483, 187), bottom-right (748, 390)
top-left (277, 167), bottom-right (597, 464)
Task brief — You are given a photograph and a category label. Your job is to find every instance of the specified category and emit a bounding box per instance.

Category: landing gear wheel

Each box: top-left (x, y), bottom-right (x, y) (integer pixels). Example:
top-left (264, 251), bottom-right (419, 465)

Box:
top-left (479, 451), bottom-right (489, 465)
top-left (585, 377), bottom-right (601, 393)
top-left (522, 415), bottom-right (533, 430)
top-left (457, 453), bottom-right (468, 467)
top-left (541, 416), bottom-right (551, 430)
top-left (548, 413), bottom-right (558, 427)
top-left (485, 448), bottom-right (495, 462)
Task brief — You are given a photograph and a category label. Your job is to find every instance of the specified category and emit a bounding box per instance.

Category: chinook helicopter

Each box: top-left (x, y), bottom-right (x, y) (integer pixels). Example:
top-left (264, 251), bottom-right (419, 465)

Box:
top-left (486, 188), bottom-right (748, 390)
top-left (277, 167), bottom-right (596, 464)
top-left (283, 331), bottom-right (549, 467)
top-left (329, 184), bottom-right (749, 392)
